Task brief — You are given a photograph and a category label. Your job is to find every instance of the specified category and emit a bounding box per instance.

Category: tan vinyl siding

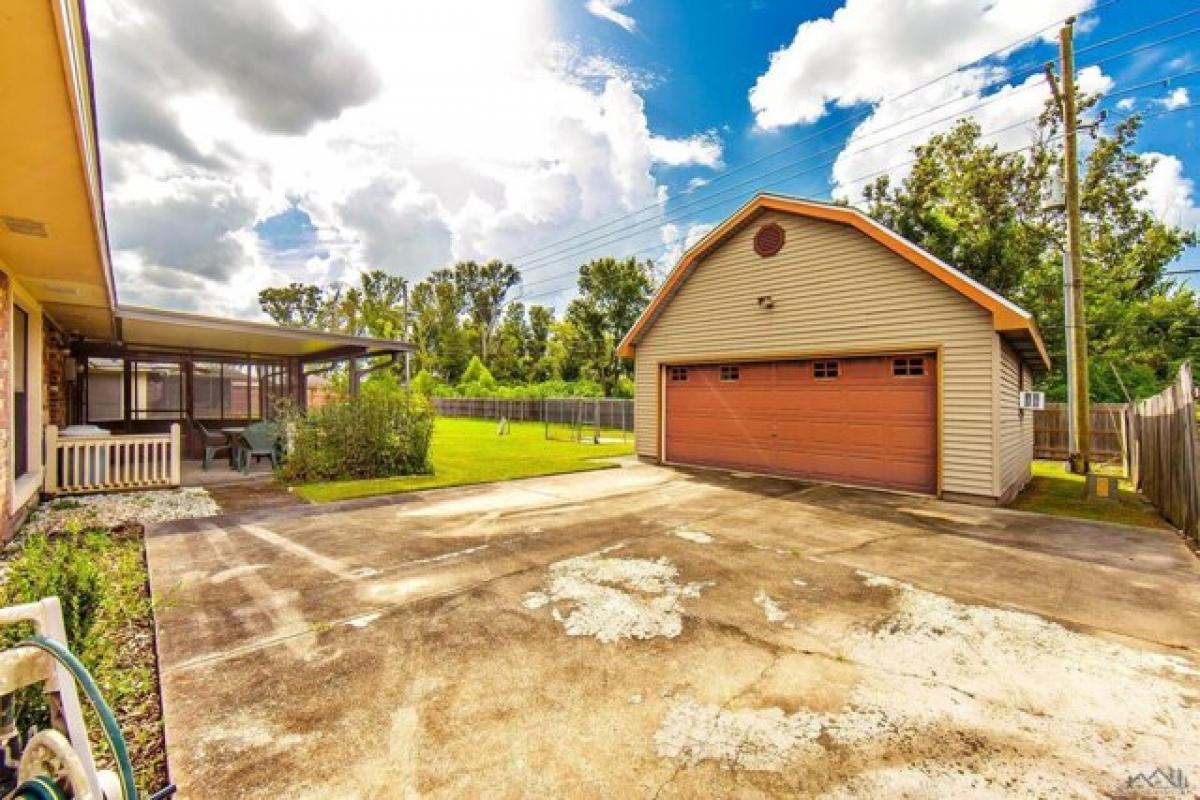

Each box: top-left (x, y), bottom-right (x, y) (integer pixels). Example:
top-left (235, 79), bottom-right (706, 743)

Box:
top-left (998, 339), bottom-right (1034, 499)
top-left (634, 211), bottom-right (999, 499)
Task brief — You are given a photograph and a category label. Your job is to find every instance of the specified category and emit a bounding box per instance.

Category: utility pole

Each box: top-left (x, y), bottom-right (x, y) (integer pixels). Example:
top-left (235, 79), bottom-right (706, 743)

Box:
top-left (1045, 17), bottom-right (1091, 475)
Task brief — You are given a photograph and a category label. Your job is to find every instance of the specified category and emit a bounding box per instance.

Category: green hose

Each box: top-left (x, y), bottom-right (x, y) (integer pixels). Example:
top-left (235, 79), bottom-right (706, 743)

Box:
top-left (12, 775), bottom-right (68, 800)
top-left (16, 635), bottom-right (138, 800)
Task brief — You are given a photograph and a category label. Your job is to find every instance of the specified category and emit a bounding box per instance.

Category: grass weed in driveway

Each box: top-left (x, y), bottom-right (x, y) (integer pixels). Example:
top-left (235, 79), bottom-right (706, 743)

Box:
top-left (295, 417), bottom-right (633, 502)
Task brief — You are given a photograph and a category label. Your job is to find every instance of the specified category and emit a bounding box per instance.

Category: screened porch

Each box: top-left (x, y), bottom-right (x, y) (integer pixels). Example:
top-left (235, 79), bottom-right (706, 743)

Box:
top-left (43, 306), bottom-right (412, 494)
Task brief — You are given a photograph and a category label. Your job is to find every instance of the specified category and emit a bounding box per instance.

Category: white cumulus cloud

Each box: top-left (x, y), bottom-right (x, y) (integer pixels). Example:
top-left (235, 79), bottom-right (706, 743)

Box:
top-left (585, 0), bottom-right (637, 33)
top-left (1158, 87), bottom-right (1191, 111)
top-left (1138, 153), bottom-right (1200, 233)
top-left (749, 0), bottom-right (1095, 130)
top-left (89, 0), bottom-right (719, 318)
top-left (832, 65), bottom-right (1112, 201)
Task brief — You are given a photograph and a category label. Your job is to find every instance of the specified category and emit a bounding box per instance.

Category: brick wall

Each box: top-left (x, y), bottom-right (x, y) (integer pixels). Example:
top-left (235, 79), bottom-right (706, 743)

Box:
top-left (43, 319), bottom-right (68, 428)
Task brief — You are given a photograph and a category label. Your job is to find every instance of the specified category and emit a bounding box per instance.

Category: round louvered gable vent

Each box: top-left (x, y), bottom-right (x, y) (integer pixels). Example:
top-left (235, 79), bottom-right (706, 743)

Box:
top-left (753, 223), bottom-right (785, 257)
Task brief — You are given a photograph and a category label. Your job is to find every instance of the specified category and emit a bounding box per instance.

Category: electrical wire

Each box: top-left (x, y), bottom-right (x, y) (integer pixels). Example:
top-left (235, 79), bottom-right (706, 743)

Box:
top-left (502, 2), bottom-right (1135, 267)
top-left (511, 100), bottom-right (1200, 304)
top-left (511, 26), bottom-right (1200, 278)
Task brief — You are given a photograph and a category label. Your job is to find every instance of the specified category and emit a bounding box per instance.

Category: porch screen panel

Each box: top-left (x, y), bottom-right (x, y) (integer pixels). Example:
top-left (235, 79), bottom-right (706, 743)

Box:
top-left (86, 358), bottom-right (125, 422)
top-left (193, 362), bottom-right (223, 418)
top-left (131, 361), bottom-right (184, 420)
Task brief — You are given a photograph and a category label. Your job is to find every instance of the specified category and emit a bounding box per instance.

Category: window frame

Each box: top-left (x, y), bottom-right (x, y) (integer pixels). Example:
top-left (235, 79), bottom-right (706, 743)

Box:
top-left (668, 366), bottom-right (688, 382)
top-left (129, 360), bottom-right (187, 421)
top-left (12, 304), bottom-right (29, 477)
top-left (719, 365), bottom-right (740, 383)
top-left (892, 357), bottom-right (926, 377)
top-left (812, 360), bottom-right (840, 380)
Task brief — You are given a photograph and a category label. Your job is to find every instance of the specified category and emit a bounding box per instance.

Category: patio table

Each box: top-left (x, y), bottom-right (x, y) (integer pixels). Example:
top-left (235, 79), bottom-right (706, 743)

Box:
top-left (221, 427), bottom-right (246, 470)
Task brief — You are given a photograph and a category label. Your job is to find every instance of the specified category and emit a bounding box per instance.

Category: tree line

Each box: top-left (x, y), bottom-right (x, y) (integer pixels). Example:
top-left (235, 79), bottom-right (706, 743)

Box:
top-left (260, 101), bottom-right (1198, 403)
top-left (258, 256), bottom-right (655, 397)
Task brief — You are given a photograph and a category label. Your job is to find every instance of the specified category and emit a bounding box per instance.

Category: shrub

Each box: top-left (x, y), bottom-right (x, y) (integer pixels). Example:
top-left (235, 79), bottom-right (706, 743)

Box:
top-left (278, 390), bottom-right (435, 483)
top-left (1, 530), bottom-right (108, 649)
top-left (459, 356), bottom-right (497, 390)
top-left (0, 527), bottom-right (165, 792)
top-left (410, 368), bottom-right (441, 396)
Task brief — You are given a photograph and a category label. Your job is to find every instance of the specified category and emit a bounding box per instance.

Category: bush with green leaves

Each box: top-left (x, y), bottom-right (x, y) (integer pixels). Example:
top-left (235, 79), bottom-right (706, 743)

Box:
top-left (0, 527), bottom-right (164, 792)
top-left (278, 388), bottom-right (435, 483)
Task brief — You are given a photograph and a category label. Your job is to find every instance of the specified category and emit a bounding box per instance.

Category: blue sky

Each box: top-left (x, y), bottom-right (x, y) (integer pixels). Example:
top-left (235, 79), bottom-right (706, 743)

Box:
top-left (556, 0), bottom-right (1200, 279)
top-left (87, 0), bottom-right (1199, 316)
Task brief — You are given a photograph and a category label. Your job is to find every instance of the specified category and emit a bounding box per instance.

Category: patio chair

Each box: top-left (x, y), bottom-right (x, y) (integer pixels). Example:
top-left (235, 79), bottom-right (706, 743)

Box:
top-left (237, 422), bottom-right (281, 474)
top-left (195, 421), bottom-right (233, 470)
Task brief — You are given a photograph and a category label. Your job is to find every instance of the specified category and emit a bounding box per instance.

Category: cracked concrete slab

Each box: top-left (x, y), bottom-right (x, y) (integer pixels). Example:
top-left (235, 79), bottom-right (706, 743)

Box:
top-left (146, 462), bottom-right (1200, 798)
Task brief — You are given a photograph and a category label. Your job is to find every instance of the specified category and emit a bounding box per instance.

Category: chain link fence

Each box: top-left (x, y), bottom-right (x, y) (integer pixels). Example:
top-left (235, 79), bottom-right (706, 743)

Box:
top-left (431, 397), bottom-right (634, 442)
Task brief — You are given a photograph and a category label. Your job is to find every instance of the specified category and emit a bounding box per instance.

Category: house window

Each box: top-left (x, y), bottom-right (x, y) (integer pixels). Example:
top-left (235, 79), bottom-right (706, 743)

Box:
top-left (669, 367), bottom-right (688, 382)
top-left (719, 365), bottom-right (740, 382)
top-left (893, 357), bottom-right (926, 377)
top-left (13, 305), bottom-right (28, 477)
top-left (813, 360), bottom-right (840, 379)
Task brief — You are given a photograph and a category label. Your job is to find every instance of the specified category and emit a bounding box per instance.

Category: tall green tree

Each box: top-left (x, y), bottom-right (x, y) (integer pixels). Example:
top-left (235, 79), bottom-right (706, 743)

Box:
top-left (861, 110), bottom-right (1198, 402)
top-left (259, 282), bottom-right (340, 329)
top-left (452, 259), bottom-right (521, 364)
top-left (258, 270), bottom-right (408, 338)
top-left (408, 269), bottom-right (470, 380)
top-left (563, 256), bottom-right (655, 395)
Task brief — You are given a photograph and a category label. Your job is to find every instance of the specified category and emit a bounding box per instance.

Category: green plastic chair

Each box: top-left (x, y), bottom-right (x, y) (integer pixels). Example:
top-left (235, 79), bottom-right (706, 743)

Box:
top-left (195, 421), bottom-right (233, 470)
top-left (238, 421), bottom-right (280, 474)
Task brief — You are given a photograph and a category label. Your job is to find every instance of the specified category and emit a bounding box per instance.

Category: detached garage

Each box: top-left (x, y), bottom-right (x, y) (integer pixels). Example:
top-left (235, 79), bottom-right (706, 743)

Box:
top-left (617, 194), bottom-right (1051, 506)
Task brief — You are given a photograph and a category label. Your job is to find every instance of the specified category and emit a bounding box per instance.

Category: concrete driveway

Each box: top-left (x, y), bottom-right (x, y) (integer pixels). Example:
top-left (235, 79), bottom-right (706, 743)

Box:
top-left (146, 463), bottom-right (1200, 798)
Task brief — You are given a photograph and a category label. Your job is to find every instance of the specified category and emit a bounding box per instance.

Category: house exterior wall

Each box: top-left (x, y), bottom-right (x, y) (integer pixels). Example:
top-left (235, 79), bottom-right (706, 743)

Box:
top-left (0, 267), bottom-right (47, 539)
top-left (632, 210), bottom-right (1003, 502)
top-left (998, 338), bottom-right (1034, 502)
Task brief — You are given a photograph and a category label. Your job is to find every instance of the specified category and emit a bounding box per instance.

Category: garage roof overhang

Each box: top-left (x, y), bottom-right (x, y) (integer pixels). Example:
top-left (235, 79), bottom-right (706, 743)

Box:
top-left (75, 305), bottom-right (414, 361)
top-left (617, 194), bottom-right (1051, 374)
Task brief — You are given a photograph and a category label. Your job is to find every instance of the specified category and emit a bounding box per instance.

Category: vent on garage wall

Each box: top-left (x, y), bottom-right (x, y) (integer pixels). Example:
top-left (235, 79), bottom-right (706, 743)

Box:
top-left (753, 223), bottom-right (784, 257)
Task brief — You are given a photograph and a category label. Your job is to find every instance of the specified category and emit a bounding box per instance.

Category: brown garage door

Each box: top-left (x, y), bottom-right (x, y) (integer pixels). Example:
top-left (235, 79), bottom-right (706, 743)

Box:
top-left (664, 355), bottom-right (937, 494)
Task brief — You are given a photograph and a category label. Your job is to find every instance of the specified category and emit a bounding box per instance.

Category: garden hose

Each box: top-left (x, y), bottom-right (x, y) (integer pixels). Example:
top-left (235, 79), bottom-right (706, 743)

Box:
top-left (12, 775), bottom-right (68, 800)
top-left (16, 636), bottom-right (137, 800)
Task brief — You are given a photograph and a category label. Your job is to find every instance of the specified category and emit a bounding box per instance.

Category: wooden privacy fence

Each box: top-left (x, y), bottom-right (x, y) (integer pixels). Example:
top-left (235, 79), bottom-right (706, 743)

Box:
top-left (1033, 402), bottom-right (1128, 463)
top-left (1129, 363), bottom-right (1199, 541)
top-left (43, 424), bottom-right (182, 495)
top-left (432, 397), bottom-right (635, 431)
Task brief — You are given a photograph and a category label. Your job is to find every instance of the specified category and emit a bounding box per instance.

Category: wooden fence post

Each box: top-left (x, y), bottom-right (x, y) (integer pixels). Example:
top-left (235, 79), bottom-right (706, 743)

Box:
top-left (170, 423), bottom-right (182, 487)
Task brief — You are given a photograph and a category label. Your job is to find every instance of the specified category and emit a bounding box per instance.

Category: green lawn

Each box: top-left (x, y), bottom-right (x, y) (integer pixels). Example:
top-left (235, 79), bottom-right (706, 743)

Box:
top-left (295, 417), bottom-right (635, 503)
top-left (1009, 460), bottom-right (1169, 529)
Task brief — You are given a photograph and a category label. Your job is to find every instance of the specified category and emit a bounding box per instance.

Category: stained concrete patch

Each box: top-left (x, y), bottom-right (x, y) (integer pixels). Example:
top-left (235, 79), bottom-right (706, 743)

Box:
top-left (523, 548), bottom-right (711, 643)
top-left (753, 589), bottom-right (789, 624)
top-left (655, 697), bottom-right (823, 770)
top-left (827, 571), bottom-right (1200, 793)
top-left (654, 572), bottom-right (1200, 793)
top-left (671, 529), bottom-right (714, 544)
top-left (345, 612), bottom-right (382, 629)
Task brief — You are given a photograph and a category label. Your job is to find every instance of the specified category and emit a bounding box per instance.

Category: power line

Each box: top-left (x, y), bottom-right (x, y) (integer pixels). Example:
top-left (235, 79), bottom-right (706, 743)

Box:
top-left (502, 5), bottom-right (1186, 269)
top-left (513, 25), bottom-right (1200, 276)
top-left (514, 100), bottom-right (1200, 304)
top-left (502, 4), bottom-right (1133, 268)
top-left (512, 79), bottom-right (1200, 300)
